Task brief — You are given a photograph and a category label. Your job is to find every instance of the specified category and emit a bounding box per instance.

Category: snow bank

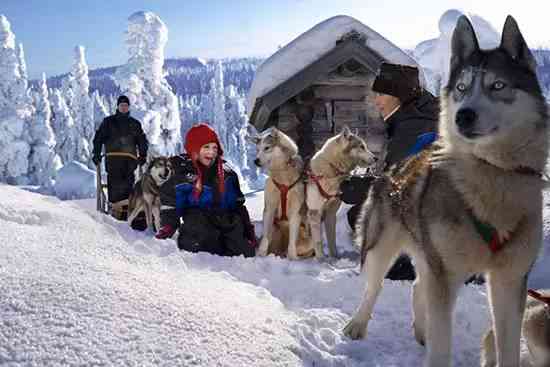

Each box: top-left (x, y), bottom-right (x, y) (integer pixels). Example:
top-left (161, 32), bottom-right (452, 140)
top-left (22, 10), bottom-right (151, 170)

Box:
top-left (53, 160), bottom-right (96, 200)
top-left (1, 184), bottom-right (548, 365)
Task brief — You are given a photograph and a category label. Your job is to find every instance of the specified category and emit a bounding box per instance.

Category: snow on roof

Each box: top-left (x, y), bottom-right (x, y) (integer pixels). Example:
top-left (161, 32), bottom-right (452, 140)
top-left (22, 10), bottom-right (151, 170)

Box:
top-left (246, 15), bottom-right (422, 116)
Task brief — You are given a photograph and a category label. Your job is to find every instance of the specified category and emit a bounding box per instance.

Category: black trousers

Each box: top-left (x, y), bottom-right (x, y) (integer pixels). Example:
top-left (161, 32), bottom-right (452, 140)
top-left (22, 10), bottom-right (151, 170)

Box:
top-left (348, 203), bottom-right (416, 281)
top-left (178, 208), bottom-right (255, 257)
top-left (105, 156), bottom-right (138, 203)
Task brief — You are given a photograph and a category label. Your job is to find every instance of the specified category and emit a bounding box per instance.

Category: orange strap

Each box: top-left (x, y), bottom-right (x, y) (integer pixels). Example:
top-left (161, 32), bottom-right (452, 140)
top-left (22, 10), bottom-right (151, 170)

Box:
top-left (272, 176), bottom-right (302, 222)
top-left (106, 152), bottom-right (138, 160)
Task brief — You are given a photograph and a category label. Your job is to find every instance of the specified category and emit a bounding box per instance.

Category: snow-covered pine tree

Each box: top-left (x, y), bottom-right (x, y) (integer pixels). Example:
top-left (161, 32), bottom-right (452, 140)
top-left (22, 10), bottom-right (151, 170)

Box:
top-left (28, 73), bottom-right (61, 186)
top-left (114, 11), bottom-right (181, 157)
top-left (50, 88), bottom-right (84, 165)
top-left (91, 90), bottom-right (108, 132)
top-left (0, 15), bottom-right (32, 184)
top-left (224, 84), bottom-right (262, 189)
top-left (62, 46), bottom-right (94, 166)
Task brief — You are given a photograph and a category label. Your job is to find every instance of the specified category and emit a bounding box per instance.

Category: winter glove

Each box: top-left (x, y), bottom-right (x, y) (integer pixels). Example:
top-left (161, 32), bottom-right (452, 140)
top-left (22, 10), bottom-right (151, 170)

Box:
top-left (339, 176), bottom-right (375, 205)
top-left (92, 155), bottom-right (102, 166)
top-left (155, 224), bottom-right (176, 239)
top-left (138, 156), bottom-right (147, 166)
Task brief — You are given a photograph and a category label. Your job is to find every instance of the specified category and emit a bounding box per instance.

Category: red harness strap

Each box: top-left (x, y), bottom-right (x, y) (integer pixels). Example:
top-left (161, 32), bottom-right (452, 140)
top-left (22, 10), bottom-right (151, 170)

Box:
top-left (306, 163), bottom-right (346, 200)
top-left (527, 289), bottom-right (550, 307)
top-left (272, 176), bottom-right (302, 223)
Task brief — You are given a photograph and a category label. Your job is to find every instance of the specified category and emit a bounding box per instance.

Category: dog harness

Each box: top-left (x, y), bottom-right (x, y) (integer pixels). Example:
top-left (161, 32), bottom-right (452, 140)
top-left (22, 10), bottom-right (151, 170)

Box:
top-left (272, 175), bottom-right (302, 223)
top-left (306, 163), bottom-right (347, 200)
top-left (468, 212), bottom-right (507, 253)
top-left (468, 159), bottom-right (546, 253)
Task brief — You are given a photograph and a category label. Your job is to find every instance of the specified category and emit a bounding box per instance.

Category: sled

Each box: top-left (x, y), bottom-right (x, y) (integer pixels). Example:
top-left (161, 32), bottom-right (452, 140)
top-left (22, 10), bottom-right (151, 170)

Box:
top-left (95, 157), bottom-right (109, 214)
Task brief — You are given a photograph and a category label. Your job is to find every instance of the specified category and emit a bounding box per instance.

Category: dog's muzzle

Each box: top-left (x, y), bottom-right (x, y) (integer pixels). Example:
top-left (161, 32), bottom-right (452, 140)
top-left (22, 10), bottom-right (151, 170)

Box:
top-left (455, 108), bottom-right (478, 138)
top-left (254, 158), bottom-right (262, 167)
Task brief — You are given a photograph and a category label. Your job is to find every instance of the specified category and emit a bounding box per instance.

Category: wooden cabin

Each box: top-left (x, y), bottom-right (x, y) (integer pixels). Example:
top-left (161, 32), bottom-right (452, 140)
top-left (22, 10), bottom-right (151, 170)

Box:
top-left (247, 18), bottom-right (423, 161)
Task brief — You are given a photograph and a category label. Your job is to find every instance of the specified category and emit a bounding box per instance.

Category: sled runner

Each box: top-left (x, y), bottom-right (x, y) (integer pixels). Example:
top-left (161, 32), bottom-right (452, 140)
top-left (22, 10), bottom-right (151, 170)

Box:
top-left (95, 155), bottom-right (108, 214)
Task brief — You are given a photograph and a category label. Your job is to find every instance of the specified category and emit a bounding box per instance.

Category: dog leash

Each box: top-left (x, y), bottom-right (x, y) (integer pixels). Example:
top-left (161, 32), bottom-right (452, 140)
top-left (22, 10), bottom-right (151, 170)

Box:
top-left (527, 289), bottom-right (550, 308)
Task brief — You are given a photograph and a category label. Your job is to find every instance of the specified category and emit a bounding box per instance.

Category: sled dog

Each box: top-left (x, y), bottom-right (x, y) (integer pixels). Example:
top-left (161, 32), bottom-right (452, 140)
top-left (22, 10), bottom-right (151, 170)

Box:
top-left (306, 126), bottom-right (376, 259)
top-left (343, 15), bottom-right (549, 367)
top-left (253, 128), bottom-right (314, 260)
top-left (128, 156), bottom-right (174, 232)
top-left (482, 289), bottom-right (550, 367)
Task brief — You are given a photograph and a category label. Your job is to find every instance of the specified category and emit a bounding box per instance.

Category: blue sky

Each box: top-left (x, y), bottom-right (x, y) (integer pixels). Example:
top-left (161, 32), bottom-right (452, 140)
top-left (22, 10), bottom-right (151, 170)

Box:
top-left (2, 0), bottom-right (549, 79)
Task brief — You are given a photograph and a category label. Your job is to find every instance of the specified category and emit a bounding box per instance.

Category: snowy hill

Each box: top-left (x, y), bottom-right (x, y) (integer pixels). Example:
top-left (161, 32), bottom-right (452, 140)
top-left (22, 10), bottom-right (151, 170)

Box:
top-left (2, 184), bottom-right (550, 366)
top-left (31, 57), bottom-right (264, 103)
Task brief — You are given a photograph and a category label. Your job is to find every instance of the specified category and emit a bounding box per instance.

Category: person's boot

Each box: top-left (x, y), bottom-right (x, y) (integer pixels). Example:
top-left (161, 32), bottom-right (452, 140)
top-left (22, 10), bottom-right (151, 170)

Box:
top-left (110, 200), bottom-right (129, 221)
top-left (156, 224), bottom-right (176, 239)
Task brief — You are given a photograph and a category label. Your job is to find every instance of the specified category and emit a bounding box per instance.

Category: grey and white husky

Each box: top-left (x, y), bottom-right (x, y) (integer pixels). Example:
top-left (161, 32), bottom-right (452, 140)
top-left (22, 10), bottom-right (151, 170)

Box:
top-left (128, 156), bottom-right (173, 232)
top-left (343, 15), bottom-right (549, 367)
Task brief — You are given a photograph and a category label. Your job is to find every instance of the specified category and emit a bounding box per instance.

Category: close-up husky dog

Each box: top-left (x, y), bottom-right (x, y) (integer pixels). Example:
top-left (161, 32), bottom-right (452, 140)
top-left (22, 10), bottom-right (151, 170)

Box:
top-left (343, 15), bottom-right (549, 367)
top-left (482, 289), bottom-right (550, 367)
top-left (306, 126), bottom-right (376, 259)
top-left (253, 128), bottom-right (314, 259)
top-left (127, 156), bottom-right (174, 232)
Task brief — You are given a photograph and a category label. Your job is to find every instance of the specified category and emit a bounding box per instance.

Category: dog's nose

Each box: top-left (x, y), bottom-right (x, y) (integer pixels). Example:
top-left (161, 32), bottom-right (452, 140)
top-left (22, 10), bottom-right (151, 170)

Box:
top-left (254, 158), bottom-right (261, 167)
top-left (455, 108), bottom-right (477, 131)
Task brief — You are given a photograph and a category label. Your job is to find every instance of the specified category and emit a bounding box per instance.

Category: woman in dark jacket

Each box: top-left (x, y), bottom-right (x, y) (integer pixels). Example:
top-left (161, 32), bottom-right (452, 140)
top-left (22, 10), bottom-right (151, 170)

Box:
top-left (341, 63), bottom-right (438, 280)
top-left (155, 123), bottom-right (256, 257)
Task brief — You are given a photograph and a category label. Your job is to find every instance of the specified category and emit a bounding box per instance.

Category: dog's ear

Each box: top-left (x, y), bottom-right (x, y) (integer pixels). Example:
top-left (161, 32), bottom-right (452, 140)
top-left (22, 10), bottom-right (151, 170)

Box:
top-left (500, 15), bottom-right (537, 73)
top-left (450, 15), bottom-right (479, 72)
top-left (245, 134), bottom-right (261, 145)
top-left (265, 127), bottom-right (279, 144)
top-left (340, 125), bottom-right (352, 140)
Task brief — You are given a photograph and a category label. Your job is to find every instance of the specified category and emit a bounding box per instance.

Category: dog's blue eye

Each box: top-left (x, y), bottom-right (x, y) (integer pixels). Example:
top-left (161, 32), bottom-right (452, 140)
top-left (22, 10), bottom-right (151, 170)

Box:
top-left (492, 81), bottom-right (506, 90)
top-left (456, 83), bottom-right (467, 92)
top-left (264, 147), bottom-right (269, 152)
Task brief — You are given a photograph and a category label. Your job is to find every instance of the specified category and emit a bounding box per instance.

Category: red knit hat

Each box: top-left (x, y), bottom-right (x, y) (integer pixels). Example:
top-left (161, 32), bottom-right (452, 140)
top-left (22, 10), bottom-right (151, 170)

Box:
top-left (184, 123), bottom-right (224, 199)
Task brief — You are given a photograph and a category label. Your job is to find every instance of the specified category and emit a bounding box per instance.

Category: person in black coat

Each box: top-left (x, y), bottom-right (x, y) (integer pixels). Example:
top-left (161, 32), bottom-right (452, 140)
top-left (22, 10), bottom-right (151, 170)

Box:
top-left (341, 63), bottom-right (438, 280)
top-left (155, 123), bottom-right (256, 258)
top-left (92, 95), bottom-right (148, 220)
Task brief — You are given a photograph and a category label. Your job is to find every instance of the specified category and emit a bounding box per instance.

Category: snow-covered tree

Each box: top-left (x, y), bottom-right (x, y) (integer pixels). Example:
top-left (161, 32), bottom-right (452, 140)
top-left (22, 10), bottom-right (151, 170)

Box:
top-left (0, 15), bottom-right (32, 184)
top-left (210, 61), bottom-right (227, 140)
top-left (224, 84), bottom-right (262, 189)
top-left (16, 43), bottom-right (27, 81)
top-left (28, 73), bottom-right (61, 186)
top-left (91, 90), bottom-right (108, 131)
top-left (62, 45), bottom-right (94, 166)
top-left (114, 11), bottom-right (181, 156)
top-left (50, 89), bottom-right (86, 165)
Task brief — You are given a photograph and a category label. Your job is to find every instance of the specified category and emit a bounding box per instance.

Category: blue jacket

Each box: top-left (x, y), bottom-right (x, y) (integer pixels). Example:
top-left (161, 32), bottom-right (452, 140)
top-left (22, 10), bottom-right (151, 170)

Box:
top-left (175, 174), bottom-right (241, 216)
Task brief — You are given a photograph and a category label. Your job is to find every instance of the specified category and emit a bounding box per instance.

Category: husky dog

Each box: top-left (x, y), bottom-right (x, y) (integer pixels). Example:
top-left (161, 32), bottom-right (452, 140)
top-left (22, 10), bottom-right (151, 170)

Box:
top-left (128, 156), bottom-right (174, 232)
top-left (306, 126), bottom-right (376, 259)
top-left (253, 128), bottom-right (314, 260)
top-left (343, 15), bottom-right (549, 367)
top-left (482, 289), bottom-right (550, 367)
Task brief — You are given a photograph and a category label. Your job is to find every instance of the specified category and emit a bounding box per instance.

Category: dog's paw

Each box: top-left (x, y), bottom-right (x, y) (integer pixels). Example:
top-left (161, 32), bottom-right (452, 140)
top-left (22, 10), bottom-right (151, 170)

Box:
top-left (256, 238), bottom-right (269, 257)
top-left (287, 250), bottom-right (298, 261)
top-left (412, 322), bottom-right (426, 347)
top-left (343, 318), bottom-right (368, 340)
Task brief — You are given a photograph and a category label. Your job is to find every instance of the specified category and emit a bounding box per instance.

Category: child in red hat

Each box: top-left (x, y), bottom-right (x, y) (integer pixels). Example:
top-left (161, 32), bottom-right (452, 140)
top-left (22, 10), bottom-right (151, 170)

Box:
top-left (155, 123), bottom-right (256, 257)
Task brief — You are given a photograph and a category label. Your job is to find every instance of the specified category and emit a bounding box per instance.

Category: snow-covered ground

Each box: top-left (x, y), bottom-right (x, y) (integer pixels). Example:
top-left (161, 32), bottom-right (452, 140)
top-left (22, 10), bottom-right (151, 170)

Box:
top-left (1, 184), bottom-right (549, 366)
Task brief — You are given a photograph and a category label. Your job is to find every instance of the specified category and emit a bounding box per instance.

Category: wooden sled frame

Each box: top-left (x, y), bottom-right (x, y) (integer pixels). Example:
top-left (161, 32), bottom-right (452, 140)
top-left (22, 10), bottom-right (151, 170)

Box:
top-left (95, 155), bottom-right (109, 214)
